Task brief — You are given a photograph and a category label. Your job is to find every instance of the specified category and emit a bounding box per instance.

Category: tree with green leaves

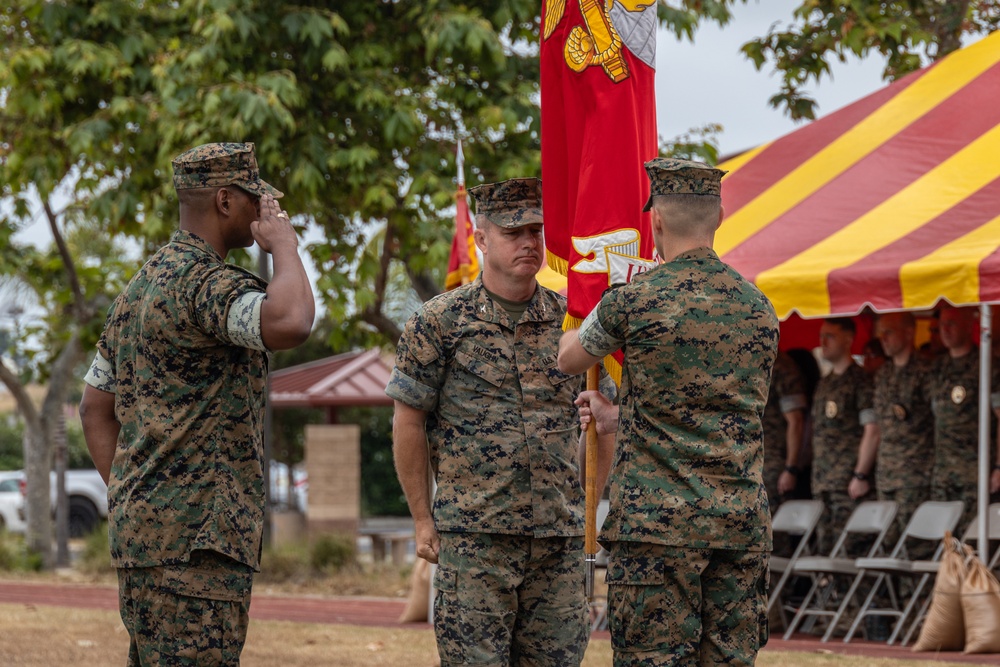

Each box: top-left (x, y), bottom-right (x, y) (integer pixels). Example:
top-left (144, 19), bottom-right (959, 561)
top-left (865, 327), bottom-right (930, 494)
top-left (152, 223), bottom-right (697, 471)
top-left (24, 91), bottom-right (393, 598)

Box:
top-left (742, 0), bottom-right (1000, 120)
top-left (6, 0), bottom-right (888, 563)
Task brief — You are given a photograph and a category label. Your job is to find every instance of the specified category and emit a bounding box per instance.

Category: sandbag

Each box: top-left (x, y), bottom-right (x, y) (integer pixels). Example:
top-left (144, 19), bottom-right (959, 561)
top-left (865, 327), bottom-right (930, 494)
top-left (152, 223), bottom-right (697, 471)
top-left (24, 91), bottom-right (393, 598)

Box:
top-left (398, 557), bottom-right (431, 623)
top-left (962, 550), bottom-right (1000, 654)
top-left (912, 533), bottom-right (968, 652)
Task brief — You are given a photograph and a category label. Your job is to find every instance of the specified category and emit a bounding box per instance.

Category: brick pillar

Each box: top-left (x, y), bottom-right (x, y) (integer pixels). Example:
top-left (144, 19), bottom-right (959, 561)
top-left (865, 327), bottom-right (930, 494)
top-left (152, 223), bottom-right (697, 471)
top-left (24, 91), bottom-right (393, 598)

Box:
top-left (304, 424), bottom-right (361, 536)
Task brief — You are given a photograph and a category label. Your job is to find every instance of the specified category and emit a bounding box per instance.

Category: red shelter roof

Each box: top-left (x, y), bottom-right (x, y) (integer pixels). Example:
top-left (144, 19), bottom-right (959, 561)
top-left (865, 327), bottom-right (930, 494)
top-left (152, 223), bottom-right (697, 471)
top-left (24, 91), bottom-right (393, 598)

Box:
top-left (269, 349), bottom-right (393, 408)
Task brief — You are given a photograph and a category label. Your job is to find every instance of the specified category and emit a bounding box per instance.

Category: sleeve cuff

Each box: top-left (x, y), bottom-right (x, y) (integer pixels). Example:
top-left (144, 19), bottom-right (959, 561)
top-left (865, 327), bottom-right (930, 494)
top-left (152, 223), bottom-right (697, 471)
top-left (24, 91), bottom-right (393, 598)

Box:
top-left (227, 292), bottom-right (267, 351)
top-left (84, 352), bottom-right (116, 393)
top-left (779, 394), bottom-right (808, 413)
top-left (578, 308), bottom-right (624, 358)
top-left (385, 368), bottom-right (439, 412)
top-left (859, 408), bottom-right (878, 426)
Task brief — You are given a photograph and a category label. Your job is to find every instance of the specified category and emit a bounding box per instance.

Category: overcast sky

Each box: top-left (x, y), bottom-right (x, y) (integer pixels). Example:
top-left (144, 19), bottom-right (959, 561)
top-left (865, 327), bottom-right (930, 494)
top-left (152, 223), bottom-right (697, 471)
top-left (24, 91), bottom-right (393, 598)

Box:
top-left (655, 0), bottom-right (887, 157)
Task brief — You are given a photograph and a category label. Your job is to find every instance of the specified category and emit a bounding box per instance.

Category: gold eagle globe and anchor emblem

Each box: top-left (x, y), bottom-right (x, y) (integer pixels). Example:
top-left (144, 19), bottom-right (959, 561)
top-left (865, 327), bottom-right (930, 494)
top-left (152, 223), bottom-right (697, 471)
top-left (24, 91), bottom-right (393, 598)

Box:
top-left (544, 0), bottom-right (657, 82)
top-left (951, 385), bottom-right (967, 404)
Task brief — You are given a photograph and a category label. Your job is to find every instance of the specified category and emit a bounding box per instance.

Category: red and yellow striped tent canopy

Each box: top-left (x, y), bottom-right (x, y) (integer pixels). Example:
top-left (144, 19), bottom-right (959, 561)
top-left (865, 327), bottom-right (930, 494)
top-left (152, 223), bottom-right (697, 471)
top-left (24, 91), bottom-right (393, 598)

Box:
top-left (717, 30), bottom-right (1000, 321)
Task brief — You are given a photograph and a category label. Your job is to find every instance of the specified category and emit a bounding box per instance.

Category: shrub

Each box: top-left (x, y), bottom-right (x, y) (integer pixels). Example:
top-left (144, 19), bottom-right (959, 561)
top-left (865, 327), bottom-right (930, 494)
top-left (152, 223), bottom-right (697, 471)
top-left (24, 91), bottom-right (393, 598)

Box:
top-left (0, 531), bottom-right (43, 572)
top-left (310, 533), bottom-right (355, 572)
top-left (259, 543), bottom-right (309, 583)
top-left (76, 522), bottom-right (113, 574)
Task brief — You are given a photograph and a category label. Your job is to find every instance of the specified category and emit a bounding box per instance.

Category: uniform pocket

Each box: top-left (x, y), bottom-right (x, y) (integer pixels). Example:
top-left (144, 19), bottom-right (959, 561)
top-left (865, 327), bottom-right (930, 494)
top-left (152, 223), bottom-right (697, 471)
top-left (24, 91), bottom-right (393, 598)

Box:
top-left (606, 556), bottom-right (670, 653)
top-left (433, 566), bottom-right (512, 665)
top-left (455, 350), bottom-right (507, 397)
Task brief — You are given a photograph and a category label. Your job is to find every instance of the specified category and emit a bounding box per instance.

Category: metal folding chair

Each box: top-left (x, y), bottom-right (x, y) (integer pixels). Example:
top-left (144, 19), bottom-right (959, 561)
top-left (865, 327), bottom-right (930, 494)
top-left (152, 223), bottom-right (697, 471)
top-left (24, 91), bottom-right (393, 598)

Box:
top-left (768, 499), bottom-right (824, 626)
top-left (782, 500), bottom-right (898, 641)
top-left (842, 500), bottom-right (964, 644)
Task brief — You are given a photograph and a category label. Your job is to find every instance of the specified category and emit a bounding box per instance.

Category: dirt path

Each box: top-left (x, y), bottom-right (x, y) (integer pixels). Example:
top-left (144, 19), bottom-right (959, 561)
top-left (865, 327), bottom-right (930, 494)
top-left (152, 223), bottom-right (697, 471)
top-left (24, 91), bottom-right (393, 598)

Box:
top-left (0, 580), bottom-right (416, 628)
top-left (2, 579), bottom-right (999, 664)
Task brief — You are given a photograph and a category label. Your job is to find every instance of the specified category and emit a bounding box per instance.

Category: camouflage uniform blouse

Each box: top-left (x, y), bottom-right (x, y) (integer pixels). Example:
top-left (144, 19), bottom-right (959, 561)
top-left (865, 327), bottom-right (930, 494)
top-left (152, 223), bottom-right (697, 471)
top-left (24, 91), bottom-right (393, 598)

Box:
top-left (762, 352), bottom-right (808, 489)
top-left (577, 247), bottom-right (778, 551)
top-left (810, 364), bottom-right (876, 494)
top-left (386, 278), bottom-right (610, 537)
top-left (872, 356), bottom-right (934, 491)
top-left (929, 348), bottom-right (1000, 488)
top-left (88, 230), bottom-right (269, 570)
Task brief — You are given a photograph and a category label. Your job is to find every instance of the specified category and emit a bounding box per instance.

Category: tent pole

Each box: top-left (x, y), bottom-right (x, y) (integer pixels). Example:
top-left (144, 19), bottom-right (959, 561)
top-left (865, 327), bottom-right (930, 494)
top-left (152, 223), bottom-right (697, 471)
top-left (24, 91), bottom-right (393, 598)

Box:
top-left (979, 304), bottom-right (992, 564)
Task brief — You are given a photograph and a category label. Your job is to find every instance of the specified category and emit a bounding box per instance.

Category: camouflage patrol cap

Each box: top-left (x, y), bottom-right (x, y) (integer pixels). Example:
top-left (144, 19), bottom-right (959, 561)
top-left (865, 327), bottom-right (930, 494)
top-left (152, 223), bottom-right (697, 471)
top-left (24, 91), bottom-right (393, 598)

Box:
top-left (469, 177), bottom-right (542, 228)
top-left (642, 157), bottom-right (727, 211)
top-left (171, 142), bottom-right (283, 198)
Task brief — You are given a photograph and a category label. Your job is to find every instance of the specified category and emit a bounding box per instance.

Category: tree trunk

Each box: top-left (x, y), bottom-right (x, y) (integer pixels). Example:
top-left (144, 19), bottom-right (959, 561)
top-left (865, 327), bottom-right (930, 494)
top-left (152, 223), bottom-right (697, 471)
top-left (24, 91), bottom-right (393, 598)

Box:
top-left (22, 424), bottom-right (53, 567)
top-left (54, 413), bottom-right (70, 567)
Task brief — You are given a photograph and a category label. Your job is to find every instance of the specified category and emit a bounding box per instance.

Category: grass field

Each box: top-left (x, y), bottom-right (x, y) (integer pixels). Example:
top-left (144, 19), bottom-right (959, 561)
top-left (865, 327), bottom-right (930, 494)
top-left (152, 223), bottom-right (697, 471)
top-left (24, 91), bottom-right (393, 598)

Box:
top-left (0, 603), bottom-right (975, 667)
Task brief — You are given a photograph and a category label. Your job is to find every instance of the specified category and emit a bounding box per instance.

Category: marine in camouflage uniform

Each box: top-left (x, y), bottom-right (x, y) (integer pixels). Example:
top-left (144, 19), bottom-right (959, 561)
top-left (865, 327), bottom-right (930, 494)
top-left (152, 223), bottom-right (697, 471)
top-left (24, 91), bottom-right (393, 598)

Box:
top-left (560, 158), bottom-right (778, 667)
top-left (871, 312), bottom-right (934, 548)
top-left (386, 178), bottom-right (614, 667)
top-left (79, 143), bottom-right (314, 666)
top-left (929, 307), bottom-right (1000, 532)
top-left (810, 319), bottom-right (878, 556)
top-left (761, 352), bottom-right (808, 515)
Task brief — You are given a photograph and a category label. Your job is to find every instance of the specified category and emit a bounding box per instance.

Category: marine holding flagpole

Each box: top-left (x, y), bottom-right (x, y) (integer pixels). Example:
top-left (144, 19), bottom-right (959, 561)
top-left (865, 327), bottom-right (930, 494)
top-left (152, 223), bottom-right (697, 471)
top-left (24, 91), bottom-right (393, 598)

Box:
top-left (559, 158), bottom-right (779, 666)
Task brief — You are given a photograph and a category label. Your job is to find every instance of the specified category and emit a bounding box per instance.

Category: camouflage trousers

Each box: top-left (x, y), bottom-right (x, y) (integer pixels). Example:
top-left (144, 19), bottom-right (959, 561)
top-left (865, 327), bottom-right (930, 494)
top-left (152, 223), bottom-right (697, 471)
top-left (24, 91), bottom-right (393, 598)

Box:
top-left (433, 532), bottom-right (589, 667)
top-left (878, 485), bottom-right (931, 554)
top-left (604, 542), bottom-right (768, 667)
top-left (117, 549), bottom-right (253, 666)
top-left (815, 490), bottom-right (872, 556)
top-left (931, 480), bottom-right (978, 537)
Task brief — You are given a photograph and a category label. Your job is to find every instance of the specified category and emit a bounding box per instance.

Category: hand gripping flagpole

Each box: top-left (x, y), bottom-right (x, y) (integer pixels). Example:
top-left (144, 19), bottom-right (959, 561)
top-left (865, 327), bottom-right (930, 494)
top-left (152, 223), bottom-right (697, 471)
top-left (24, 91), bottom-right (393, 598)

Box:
top-left (585, 365), bottom-right (599, 601)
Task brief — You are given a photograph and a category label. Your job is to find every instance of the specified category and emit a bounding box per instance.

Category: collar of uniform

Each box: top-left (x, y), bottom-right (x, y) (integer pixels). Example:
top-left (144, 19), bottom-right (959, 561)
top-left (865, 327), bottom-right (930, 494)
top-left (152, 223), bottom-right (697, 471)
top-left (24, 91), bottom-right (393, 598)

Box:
top-left (471, 277), bottom-right (560, 325)
top-left (667, 246), bottom-right (719, 264)
top-left (171, 229), bottom-right (224, 261)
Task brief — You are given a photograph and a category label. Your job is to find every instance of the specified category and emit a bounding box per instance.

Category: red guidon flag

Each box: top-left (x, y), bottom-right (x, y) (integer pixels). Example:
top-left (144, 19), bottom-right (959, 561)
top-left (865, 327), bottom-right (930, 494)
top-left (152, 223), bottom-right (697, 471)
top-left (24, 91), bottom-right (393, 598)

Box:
top-left (541, 0), bottom-right (659, 376)
top-left (445, 141), bottom-right (479, 291)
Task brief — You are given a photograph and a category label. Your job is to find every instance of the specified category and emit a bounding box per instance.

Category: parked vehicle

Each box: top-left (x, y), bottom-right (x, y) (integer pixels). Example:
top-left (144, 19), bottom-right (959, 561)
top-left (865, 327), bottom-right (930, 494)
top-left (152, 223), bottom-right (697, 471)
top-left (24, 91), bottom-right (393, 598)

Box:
top-left (56, 469), bottom-right (109, 537)
top-left (7, 469), bottom-right (109, 537)
top-left (269, 461), bottom-right (308, 511)
top-left (0, 471), bottom-right (26, 533)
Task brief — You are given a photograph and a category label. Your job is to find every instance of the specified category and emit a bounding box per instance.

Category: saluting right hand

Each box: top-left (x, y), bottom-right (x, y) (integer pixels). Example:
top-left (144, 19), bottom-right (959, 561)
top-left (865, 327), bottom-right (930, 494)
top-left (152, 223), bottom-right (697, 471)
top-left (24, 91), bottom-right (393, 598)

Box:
top-left (251, 194), bottom-right (299, 254)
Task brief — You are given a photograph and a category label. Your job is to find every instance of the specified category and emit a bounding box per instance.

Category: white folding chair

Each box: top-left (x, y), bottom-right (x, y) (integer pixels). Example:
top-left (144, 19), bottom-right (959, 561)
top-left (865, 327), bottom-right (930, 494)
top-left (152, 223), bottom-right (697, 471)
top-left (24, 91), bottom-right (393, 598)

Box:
top-left (768, 499), bottom-right (824, 625)
top-left (842, 500), bottom-right (964, 644)
top-left (782, 500), bottom-right (898, 641)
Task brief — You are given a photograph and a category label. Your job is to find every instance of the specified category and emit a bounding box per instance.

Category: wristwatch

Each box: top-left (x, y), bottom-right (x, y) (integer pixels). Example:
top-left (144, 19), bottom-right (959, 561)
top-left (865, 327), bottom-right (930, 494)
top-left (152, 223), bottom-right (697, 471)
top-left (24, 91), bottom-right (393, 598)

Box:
top-left (852, 471), bottom-right (869, 481)
top-left (784, 465), bottom-right (801, 475)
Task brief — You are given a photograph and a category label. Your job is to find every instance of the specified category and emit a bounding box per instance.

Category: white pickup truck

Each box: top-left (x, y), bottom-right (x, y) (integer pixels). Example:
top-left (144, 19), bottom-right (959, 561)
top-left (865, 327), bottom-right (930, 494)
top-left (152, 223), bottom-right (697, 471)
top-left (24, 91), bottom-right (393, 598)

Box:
top-left (8, 469), bottom-right (109, 537)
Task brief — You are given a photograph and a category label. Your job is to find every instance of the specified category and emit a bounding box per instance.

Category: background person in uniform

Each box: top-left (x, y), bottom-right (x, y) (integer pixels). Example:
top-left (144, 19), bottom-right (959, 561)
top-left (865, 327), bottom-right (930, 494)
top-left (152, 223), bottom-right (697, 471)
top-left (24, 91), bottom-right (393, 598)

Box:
top-left (79, 142), bottom-right (315, 666)
top-left (762, 351), bottom-right (808, 523)
top-left (786, 347), bottom-right (822, 501)
top-left (862, 337), bottom-right (888, 377)
top-left (871, 312), bottom-right (934, 547)
top-left (386, 178), bottom-right (612, 667)
top-left (810, 318), bottom-right (879, 555)
top-left (929, 305), bottom-right (1000, 531)
top-left (918, 309), bottom-right (946, 361)
top-left (559, 158), bottom-right (778, 667)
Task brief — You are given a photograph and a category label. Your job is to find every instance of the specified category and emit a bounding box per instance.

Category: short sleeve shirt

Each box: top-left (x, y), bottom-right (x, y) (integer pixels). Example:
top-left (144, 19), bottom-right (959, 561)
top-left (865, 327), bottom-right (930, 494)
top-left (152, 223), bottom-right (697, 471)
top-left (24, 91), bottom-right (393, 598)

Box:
top-left (576, 247), bottom-right (779, 551)
top-left (929, 347), bottom-right (1000, 484)
top-left (762, 351), bottom-right (808, 466)
top-left (810, 364), bottom-right (876, 493)
top-left (88, 230), bottom-right (269, 570)
top-left (385, 278), bottom-right (615, 537)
